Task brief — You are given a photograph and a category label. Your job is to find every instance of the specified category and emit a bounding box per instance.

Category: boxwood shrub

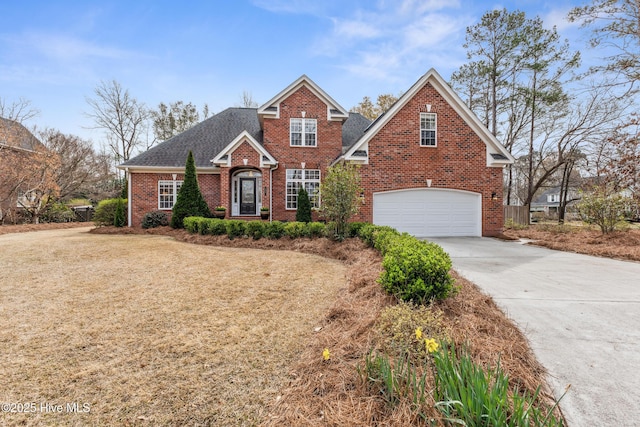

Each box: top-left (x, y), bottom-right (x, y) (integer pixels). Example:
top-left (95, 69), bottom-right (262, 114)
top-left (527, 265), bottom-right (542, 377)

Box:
top-left (284, 221), bottom-right (306, 238)
top-left (307, 222), bottom-right (326, 238)
top-left (264, 221), bottom-right (286, 239)
top-left (245, 220), bottom-right (265, 240)
top-left (379, 235), bottom-right (454, 303)
top-left (207, 219), bottom-right (227, 235)
top-left (347, 221), bottom-right (367, 238)
top-left (183, 216), bottom-right (199, 233)
top-left (225, 220), bottom-right (246, 239)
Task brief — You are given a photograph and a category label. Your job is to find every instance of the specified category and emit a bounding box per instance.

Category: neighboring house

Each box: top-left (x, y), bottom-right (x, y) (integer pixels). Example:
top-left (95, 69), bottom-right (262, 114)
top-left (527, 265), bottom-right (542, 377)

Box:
top-left (0, 118), bottom-right (43, 222)
top-left (120, 69), bottom-right (514, 237)
top-left (530, 186), bottom-right (580, 220)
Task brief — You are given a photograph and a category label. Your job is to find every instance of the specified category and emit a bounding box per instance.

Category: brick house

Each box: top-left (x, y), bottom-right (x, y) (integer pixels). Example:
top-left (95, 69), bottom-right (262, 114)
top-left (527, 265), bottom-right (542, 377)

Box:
top-left (0, 118), bottom-right (44, 223)
top-left (120, 69), bottom-right (514, 236)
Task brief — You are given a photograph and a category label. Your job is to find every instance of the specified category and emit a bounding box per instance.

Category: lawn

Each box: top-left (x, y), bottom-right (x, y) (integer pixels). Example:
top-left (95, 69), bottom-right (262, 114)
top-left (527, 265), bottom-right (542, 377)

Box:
top-left (0, 228), bottom-right (348, 426)
top-left (0, 225), bottom-right (558, 426)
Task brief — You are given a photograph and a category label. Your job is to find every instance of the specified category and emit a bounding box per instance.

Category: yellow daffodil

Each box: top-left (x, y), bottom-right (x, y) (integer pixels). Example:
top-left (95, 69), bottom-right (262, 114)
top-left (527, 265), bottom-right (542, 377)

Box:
top-left (425, 338), bottom-right (439, 354)
top-left (322, 348), bottom-right (330, 361)
top-left (415, 327), bottom-right (423, 340)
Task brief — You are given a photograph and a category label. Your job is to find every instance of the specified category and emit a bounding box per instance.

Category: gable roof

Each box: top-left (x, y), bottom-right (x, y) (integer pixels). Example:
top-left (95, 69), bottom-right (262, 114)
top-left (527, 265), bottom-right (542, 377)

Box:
top-left (257, 75), bottom-right (349, 121)
top-left (0, 117), bottom-right (41, 152)
top-left (341, 68), bottom-right (515, 167)
top-left (211, 130), bottom-right (277, 167)
top-left (120, 108), bottom-right (261, 170)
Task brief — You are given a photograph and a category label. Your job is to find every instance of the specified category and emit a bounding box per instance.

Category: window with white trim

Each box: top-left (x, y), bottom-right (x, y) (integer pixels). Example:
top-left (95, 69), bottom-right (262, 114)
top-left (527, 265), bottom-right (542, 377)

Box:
top-left (286, 169), bottom-right (320, 209)
top-left (420, 113), bottom-right (437, 146)
top-left (290, 118), bottom-right (317, 146)
top-left (158, 180), bottom-right (183, 210)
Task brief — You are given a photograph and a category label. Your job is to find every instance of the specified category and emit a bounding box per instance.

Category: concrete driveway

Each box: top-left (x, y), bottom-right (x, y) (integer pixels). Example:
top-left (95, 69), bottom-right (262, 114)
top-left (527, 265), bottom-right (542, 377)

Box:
top-left (428, 237), bottom-right (640, 426)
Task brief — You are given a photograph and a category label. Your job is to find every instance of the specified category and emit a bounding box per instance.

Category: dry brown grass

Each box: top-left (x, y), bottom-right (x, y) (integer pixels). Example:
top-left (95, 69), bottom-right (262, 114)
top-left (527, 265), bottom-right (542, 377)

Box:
top-left (1, 224), bottom-right (559, 426)
top-left (0, 228), bottom-right (348, 426)
top-left (504, 223), bottom-right (640, 262)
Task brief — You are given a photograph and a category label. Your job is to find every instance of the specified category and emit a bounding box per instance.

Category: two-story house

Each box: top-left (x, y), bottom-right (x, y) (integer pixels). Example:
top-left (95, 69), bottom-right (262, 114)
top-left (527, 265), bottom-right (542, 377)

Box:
top-left (120, 69), bottom-right (514, 237)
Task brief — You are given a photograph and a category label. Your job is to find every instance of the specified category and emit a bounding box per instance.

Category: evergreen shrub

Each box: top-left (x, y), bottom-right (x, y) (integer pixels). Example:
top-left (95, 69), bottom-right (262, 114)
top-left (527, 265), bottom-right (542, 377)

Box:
top-left (141, 211), bottom-right (169, 229)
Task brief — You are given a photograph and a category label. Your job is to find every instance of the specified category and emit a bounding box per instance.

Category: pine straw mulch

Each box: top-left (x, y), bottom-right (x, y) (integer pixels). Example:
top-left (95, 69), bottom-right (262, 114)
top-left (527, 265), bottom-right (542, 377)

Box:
top-left (0, 221), bottom-right (89, 235)
top-left (503, 224), bottom-right (640, 262)
top-left (90, 226), bottom-right (561, 426)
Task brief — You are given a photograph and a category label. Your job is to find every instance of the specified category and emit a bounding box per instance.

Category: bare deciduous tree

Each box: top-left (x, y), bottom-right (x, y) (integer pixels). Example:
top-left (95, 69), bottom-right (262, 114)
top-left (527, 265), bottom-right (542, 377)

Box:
top-left (85, 80), bottom-right (150, 164)
top-left (39, 128), bottom-right (116, 201)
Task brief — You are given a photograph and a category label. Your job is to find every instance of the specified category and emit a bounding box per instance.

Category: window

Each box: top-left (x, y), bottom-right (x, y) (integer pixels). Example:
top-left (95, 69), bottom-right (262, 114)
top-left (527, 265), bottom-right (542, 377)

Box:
top-left (548, 194), bottom-right (560, 203)
top-left (286, 169), bottom-right (320, 209)
top-left (420, 113), bottom-right (437, 146)
top-left (158, 180), bottom-right (183, 210)
top-left (290, 118), bottom-right (317, 146)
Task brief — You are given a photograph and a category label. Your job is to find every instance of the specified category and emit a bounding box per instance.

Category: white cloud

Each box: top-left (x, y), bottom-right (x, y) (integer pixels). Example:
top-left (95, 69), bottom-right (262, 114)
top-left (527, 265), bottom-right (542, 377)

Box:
top-left (543, 7), bottom-right (578, 31)
top-left (315, 2), bottom-right (469, 82)
top-left (333, 18), bottom-right (381, 40)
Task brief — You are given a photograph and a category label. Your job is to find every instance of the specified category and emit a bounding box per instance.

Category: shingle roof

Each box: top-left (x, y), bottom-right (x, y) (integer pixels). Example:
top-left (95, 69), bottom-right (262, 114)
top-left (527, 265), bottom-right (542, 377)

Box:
top-left (342, 112), bottom-right (371, 148)
top-left (121, 108), bottom-right (262, 168)
top-left (0, 117), bottom-right (41, 151)
top-left (121, 109), bottom-right (371, 168)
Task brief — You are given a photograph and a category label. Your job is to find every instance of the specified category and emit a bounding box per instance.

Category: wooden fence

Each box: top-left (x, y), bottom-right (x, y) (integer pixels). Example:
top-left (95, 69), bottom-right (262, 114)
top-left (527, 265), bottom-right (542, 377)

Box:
top-left (504, 205), bottom-right (529, 226)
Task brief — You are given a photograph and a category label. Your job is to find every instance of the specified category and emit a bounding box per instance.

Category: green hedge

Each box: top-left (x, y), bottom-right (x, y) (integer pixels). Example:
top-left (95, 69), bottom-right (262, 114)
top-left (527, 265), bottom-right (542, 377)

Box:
top-left (94, 198), bottom-right (128, 226)
top-left (182, 217), bottom-right (455, 302)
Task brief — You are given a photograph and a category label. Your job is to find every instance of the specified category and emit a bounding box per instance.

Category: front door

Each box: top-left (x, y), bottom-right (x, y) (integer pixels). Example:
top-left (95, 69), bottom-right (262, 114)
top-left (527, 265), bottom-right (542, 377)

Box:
top-left (239, 178), bottom-right (256, 215)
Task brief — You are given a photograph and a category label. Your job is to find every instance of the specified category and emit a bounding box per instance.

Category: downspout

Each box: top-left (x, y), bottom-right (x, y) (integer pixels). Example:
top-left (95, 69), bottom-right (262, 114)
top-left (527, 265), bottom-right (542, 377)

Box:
top-left (126, 168), bottom-right (132, 227)
top-left (270, 163), bottom-right (279, 222)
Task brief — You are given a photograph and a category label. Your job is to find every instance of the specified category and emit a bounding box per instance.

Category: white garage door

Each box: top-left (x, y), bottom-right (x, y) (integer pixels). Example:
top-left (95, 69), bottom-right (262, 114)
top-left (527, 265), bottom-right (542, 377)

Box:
top-left (373, 189), bottom-right (482, 237)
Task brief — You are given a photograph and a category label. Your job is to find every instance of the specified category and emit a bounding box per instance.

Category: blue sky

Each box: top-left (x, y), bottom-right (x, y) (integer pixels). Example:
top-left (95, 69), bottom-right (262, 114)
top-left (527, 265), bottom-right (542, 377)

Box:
top-left (1, 0), bottom-right (594, 145)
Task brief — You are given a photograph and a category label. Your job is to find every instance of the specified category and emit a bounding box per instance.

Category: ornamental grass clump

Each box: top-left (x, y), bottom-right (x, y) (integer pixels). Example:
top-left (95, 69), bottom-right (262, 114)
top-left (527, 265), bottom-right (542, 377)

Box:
top-left (433, 343), bottom-right (566, 426)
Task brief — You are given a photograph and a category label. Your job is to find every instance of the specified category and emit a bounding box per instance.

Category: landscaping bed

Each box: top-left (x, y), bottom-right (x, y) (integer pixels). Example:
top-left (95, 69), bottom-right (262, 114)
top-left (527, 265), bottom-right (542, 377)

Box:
top-left (503, 223), bottom-right (640, 262)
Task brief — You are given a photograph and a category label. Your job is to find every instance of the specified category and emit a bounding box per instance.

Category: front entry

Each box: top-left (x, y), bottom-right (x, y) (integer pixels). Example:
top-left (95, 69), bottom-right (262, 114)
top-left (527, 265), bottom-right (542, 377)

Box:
top-left (239, 178), bottom-right (256, 215)
top-left (231, 170), bottom-right (262, 216)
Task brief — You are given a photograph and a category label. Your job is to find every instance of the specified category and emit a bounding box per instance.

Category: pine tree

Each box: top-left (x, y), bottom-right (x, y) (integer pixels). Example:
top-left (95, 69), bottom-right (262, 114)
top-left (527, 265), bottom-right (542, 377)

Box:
top-left (296, 187), bottom-right (312, 223)
top-left (170, 151), bottom-right (212, 228)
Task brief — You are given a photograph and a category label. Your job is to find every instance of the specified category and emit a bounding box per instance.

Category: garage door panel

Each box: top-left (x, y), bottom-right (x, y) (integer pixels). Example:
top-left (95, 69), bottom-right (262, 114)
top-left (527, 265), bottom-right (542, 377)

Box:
top-left (373, 189), bottom-right (481, 237)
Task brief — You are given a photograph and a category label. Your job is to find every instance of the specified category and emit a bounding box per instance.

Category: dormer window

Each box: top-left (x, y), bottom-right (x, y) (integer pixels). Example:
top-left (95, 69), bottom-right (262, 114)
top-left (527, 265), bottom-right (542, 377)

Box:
top-left (290, 118), bottom-right (317, 147)
top-left (420, 113), bottom-right (437, 146)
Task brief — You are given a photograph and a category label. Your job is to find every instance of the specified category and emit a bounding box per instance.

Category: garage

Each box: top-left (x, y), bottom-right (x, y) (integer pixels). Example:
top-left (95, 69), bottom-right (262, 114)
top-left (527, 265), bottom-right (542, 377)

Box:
top-left (373, 188), bottom-right (482, 237)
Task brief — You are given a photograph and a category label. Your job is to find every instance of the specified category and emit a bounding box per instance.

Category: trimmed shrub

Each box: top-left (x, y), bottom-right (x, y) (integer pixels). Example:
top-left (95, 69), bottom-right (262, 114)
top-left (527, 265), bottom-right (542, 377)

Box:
top-left (141, 210), bottom-right (169, 229)
top-left (373, 229), bottom-right (405, 255)
top-left (264, 220), bottom-right (286, 239)
top-left (296, 187), bottom-right (312, 223)
top-left (245, 220), bottom-right (265, 240)
top-left (207, 219), bottom-right (228, 235)
top-left (225, 220), bottom-right (245, 239)
top-left (347, 221), bottom-right (367, 238)
top-left (357, 224), bottom-right (399, 247)
top-left (183, 216), bottom-right (199, 233)
top-left (94, 198), bottom-right (128, 226)
top-left (284, 221), bottom-right (307, 238)
top-left (307, 222), bottom-right (326, 238)
top-left (379, 235), bottom-right (454, 303)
